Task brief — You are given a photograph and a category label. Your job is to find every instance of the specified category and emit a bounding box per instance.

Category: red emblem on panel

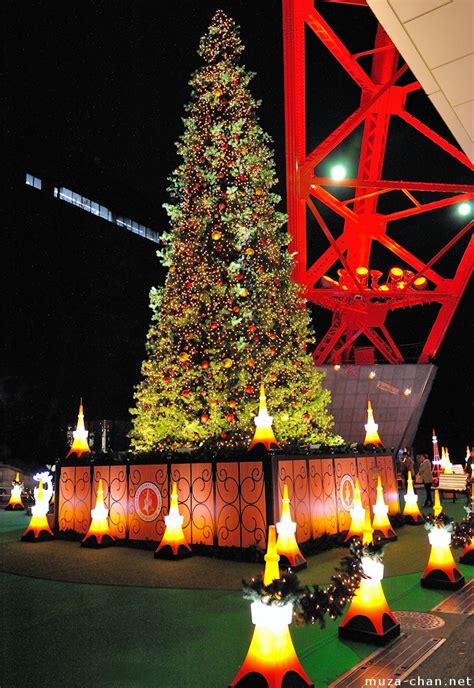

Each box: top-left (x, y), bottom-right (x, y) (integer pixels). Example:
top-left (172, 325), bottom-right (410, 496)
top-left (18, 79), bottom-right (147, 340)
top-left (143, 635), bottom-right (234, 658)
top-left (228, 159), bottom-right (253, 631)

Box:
top-left (134, 482), bottom-right (162, 522)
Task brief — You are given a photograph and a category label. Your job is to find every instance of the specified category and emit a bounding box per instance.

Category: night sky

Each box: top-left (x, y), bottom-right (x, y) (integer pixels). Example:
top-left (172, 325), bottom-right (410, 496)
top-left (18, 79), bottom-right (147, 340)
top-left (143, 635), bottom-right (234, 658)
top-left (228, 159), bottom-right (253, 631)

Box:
top-left (4, 0), bottom-right (473, 465)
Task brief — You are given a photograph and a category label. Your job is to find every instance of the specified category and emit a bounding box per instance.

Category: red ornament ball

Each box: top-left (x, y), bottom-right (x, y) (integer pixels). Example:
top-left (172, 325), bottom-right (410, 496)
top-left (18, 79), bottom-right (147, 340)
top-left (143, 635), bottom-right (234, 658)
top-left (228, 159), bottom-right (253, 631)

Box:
top-left (182, 389), bottom-right (190, 398)
top-left (246, 385), bottom-right (254, 394)
top-left (201, 360), bottom-right (209, 369)
top-left (210, 321), bottom-right (219, 329)
top-left (200, 413), bottom-right (209, 424)
top-left (226, 412), bottom-right (235, 423)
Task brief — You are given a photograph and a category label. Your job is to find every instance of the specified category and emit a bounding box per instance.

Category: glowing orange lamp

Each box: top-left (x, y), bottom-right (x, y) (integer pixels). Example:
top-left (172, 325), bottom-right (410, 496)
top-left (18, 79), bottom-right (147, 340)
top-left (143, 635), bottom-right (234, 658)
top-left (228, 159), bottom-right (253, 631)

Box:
top-left (433, 490), bottom-right (443, 517)
top-left (67, 399), bottom-right (91, 458)
top-left (372, 476), bottom-right (397, 542)
top-left (229, 526), bottom-right (313, 688)
top-left (339, 511), bottom-right (400, 645)
top-left (363, 401), bottom-right (383, 446)
top-left (403, 471), bottom-right (424, 525)
top-left (421, 524), bottom-right (464, 591)
top-left (5, 473), bottom-right (25, 511)
top-left (443, 447), bottom-right (454, 475)
top-left (344, 479), bottom-right (366, 542)
top-left (22, 481), bottom-right (54, 542)
top-left (276, 484), bottom-right (306, 571)
top-left (82, 479), bottom-right (115, 548)
top-left (248, 385), bottom-right (281, 452)
top-left (154, 482), bottom-right (191, 559)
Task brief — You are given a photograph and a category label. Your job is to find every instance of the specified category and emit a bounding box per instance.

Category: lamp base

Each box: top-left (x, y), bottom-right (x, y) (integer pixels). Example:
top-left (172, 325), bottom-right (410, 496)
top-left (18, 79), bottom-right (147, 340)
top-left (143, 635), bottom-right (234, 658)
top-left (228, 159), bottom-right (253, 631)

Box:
top-left (5, 504), bottom-right (25, 511)
top-left (420, 568), bottom-right (465, 590)
top-left (373, 529), bottom-right (397, 543)
top-left (338, 614), bottom-right (400, 646)
top-left (278, 553), bottom-right (307, 572)
top-left (154, 543), bottom-right (192, 560)
top-left (230, 669), bottom-right (313, 688)
top-left (459, 549), bottom-right (474, 565)
top-left (404, 515), bottom-right (424, 525)
top-left (81, 533), bottom-right (115, 548)
top-left (21, 528), bottom-right (54, 543)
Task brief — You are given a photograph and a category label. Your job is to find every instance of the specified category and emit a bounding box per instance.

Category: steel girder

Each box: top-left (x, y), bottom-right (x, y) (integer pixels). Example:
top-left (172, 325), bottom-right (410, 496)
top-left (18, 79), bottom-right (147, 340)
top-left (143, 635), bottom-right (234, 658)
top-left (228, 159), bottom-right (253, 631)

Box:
top-left (282, 0), bottom-right (474, 365)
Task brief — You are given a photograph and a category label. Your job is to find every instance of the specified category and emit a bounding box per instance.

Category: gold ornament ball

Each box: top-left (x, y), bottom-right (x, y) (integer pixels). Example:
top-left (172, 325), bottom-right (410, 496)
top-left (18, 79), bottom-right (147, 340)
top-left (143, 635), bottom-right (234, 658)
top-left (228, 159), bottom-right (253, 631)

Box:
top-left (244, 247), bottom-right (254, 256)
top-left (240, 288), bottom-right (249, 297)
top-left (223, 358), bottom-right (233, 369)
top-left (178, 352), bottom-right (189, 363)
top-left (212, 230), bottom-right (222, 241)
top-left (213, 88), bottom-right (222, 98)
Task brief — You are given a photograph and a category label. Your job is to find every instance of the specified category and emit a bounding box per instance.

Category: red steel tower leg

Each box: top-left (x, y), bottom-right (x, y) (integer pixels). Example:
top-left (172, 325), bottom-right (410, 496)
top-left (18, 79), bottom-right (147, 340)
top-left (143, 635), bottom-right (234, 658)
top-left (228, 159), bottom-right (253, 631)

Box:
top-left (282, 0), bottom-right (474, 365)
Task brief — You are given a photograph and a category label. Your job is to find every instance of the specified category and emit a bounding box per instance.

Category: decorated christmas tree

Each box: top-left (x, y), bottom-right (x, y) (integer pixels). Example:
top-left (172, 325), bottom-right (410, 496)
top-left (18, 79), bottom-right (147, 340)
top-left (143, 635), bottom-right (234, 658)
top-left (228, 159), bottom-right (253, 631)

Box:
top-left (130, 10), bottom-right (339, 451)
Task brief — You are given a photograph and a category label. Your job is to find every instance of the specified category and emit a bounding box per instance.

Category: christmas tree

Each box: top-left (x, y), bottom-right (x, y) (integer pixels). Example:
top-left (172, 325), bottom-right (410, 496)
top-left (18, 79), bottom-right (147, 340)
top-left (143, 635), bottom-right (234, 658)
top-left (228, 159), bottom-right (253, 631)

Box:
top-left (130, 10), bottom-right (339, 451)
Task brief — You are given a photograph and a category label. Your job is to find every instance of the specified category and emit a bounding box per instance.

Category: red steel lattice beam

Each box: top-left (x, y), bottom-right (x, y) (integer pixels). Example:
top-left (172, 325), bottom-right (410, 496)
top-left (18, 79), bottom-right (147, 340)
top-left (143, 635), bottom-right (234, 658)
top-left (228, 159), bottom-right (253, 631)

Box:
top-left (282, 0), bottom-right (474, 365)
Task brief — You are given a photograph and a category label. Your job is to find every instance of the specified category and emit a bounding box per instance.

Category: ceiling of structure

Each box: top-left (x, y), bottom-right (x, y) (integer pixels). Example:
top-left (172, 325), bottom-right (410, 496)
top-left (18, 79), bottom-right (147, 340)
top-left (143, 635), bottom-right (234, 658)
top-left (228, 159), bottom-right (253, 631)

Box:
top-left (367, 0), bottom-right (473, 162)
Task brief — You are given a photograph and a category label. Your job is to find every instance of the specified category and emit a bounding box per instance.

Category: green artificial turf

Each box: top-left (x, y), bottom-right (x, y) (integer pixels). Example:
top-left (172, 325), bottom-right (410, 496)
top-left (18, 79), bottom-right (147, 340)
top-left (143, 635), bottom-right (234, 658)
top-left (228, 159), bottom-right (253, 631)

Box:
top-left (1, 494), bottom-right (472, 687)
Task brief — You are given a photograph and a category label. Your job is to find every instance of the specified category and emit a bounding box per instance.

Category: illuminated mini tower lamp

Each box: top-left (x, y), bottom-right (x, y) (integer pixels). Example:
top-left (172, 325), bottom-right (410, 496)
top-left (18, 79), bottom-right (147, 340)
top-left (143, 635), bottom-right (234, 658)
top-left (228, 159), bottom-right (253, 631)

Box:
top-left (403, 471), bottom-right (424, 525)
top-left (421, 521), bottom-right (464, 591)
top-left (67, 399), bottom-right (91, 458)
top-left (344, 479), bottom-right (366, 543)
top-left (248, 385), bottom-right (281, 452)
top-left (442, 447), bottom-right (453, 475)
top-left (229, 526), bottom-right (313, 688)
top-left (82, 479), bottom-right (115, 548)
top-left (372, 476), bottom-right (397, 542)
top-left (339, 511), bottom-right (400, 646)
top-left (363, 401), bottom-right (383, 446)
top-left (433, 490), bottom-right (443, 518)
top-left (276, 484), bottom-right (306, 571)
top-left (5, 473), bottom-right (25, 511)
top-left (460, 485), bottom-right (474, 565)
top-left (22, 481), bottom-right (54, 542)
top-left (154, 482), bottom-right (191, 559)
top-left (432, 429), bottom-right (441, 483)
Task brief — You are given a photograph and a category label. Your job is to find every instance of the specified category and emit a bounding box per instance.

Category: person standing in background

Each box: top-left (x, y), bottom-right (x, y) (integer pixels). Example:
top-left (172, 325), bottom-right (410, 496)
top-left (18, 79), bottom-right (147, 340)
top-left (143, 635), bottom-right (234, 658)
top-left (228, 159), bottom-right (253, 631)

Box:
top-left (419, 454), bottom-right (433, 507)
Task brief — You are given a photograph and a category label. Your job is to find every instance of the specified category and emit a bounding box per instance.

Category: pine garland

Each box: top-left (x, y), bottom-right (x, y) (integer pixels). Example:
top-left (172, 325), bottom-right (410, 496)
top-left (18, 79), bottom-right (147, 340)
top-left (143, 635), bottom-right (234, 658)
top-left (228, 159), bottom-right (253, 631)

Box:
top-left (452, 509), bottom-right (474, 549)
top-left (242, 539), bottom-right (384, 628)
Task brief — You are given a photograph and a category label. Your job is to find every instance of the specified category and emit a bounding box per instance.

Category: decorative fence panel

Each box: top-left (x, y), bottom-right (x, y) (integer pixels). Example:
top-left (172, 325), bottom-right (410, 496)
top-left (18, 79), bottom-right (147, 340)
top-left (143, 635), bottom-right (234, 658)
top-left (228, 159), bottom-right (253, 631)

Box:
top-left (57, 453), bottom-right (399, 552)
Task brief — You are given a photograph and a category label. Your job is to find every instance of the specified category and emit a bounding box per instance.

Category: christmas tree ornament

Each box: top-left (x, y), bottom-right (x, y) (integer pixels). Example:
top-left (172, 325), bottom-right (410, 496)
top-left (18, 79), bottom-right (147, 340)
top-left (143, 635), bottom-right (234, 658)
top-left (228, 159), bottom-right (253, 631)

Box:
top-left (5, 472), bottom-right (25, 511)
top-left (155, 482), bottom-right (191, 560)
top-left (67, 399), bottom-right (91, 458)
top-left (82, 479), bottom-right (115, 548)
top-left (276, 484), bottom-right (306, 570)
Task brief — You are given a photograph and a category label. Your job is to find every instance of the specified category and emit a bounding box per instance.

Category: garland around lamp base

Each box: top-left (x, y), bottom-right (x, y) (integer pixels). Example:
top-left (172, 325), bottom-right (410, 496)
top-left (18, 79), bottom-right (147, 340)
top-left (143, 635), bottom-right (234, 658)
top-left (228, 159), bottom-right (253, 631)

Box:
top-left (459, 486), bottom-right (474, 565)
top-left (338, 511), bottom-right (400, 646)
top-left (230, 525), bottom-right (313, 688)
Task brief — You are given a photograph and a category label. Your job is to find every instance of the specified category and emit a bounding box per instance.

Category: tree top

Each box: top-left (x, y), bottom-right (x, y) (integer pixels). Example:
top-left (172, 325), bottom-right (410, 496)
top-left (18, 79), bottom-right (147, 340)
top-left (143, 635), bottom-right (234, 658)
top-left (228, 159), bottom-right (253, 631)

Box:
top-left (198, 9), bottom-right (244, 65)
